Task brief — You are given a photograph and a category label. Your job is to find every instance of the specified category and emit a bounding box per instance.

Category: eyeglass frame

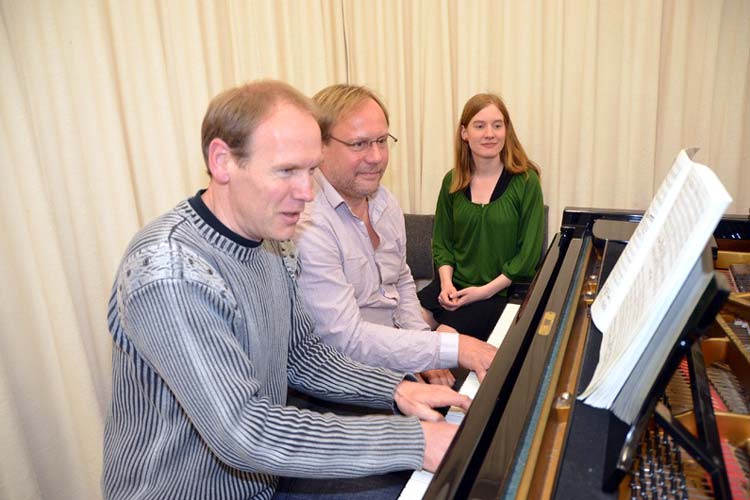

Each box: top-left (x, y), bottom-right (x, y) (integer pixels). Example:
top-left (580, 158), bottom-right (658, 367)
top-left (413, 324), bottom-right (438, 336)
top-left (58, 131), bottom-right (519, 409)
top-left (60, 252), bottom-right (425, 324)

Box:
top-left (327, 133), bottom-right (398, 153)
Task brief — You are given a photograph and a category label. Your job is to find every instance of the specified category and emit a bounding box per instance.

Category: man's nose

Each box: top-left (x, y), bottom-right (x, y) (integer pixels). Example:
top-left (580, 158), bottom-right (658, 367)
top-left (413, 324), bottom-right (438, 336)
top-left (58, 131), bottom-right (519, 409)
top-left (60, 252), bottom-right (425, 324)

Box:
top-left (295, 173), bottom-right (315, 202)
top-left (364, 142), bottom-right (385, 163)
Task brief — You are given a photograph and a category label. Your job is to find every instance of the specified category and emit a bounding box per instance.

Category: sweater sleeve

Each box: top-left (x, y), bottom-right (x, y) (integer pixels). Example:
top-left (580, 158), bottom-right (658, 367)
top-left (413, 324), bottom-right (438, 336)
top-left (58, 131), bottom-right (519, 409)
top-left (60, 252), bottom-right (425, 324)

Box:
top-left (120, 271), bottom-right (424, 479)
top-left (285, 270), bottom-right (430, 406)
top-left (432, 172), bottom-right (456, 269)
top-left (501, 170), bottom-right (545, 281)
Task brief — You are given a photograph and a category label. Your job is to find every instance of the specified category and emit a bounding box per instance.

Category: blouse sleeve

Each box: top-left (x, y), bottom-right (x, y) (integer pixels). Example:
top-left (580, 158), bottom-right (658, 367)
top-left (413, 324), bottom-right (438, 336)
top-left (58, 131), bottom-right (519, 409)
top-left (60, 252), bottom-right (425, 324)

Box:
top-left (431, 172), bottom-right (456, 269)
top-left (501, 170), bottom-right (544, 281)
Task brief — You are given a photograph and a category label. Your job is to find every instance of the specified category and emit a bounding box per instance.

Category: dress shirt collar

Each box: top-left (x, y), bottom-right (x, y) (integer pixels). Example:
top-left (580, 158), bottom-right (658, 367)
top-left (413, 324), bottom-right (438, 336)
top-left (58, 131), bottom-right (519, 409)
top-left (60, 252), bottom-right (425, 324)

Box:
top-left (314, 170), bottom-right (387, 224)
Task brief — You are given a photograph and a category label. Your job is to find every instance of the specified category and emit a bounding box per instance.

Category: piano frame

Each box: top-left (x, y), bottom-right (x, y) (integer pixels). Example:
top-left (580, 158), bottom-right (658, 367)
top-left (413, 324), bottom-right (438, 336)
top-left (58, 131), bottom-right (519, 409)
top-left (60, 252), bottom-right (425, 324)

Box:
top-left (422, 208), bottom-right (750, 500)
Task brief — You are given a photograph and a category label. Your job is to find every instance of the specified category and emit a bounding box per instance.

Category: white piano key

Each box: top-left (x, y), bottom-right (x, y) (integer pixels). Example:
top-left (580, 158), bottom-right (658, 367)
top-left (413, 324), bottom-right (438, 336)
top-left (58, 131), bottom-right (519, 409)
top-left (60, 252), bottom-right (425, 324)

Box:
top-left (458, 373), bottom-right (480, 399)
top-left (445, 409), bottom-right (465, 425)
top-left (487, 303), bottom-right (520, 348)
top-left (398, 303), bottom-right (521, 499)
top-left (397, 469), bottom-right (433, 500)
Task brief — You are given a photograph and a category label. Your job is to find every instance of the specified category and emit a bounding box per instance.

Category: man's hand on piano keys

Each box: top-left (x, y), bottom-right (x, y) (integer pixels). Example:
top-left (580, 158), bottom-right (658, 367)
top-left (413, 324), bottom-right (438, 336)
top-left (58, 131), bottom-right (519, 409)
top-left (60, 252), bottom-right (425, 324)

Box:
top-left (457, 335), bottom-right (498, 382)
top-left (417, 369), bottom-right (456, 386)
top-left (420, 420), bottom-right (460, 472)
top-left (393, 380), bottom-right (471, 422)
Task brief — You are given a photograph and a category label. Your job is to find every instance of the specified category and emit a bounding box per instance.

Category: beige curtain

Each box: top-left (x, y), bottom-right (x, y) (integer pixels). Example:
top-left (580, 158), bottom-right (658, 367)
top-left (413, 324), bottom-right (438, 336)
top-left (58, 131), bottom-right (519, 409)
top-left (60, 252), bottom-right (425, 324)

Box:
top-left (1, 1), bottom-right (748, 498)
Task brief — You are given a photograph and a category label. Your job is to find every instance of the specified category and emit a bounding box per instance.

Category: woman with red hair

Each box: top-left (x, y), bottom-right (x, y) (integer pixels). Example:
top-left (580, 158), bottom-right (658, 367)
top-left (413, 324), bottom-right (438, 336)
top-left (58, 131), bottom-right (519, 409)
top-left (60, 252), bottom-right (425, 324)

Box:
top-left (418, 93), bottom-right (544, 340)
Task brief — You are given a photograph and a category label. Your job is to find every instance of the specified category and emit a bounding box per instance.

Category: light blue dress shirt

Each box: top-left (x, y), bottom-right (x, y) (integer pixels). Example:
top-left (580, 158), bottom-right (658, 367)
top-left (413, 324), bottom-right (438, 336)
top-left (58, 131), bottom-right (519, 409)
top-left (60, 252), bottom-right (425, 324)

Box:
top-left (294, 172), bottom-right (458, 372)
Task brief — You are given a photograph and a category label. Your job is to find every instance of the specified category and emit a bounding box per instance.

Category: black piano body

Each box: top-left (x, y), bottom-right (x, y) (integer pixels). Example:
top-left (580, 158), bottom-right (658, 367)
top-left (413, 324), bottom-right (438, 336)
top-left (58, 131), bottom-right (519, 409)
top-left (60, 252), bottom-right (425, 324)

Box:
top-left (424, 208), bottom-right (750, 500)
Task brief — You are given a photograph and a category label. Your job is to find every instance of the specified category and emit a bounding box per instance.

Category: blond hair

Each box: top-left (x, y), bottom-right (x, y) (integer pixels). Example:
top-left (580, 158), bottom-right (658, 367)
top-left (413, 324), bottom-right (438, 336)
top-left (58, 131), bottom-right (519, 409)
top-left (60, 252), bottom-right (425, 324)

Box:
top-left (312, 84), bottom-right (389, 141)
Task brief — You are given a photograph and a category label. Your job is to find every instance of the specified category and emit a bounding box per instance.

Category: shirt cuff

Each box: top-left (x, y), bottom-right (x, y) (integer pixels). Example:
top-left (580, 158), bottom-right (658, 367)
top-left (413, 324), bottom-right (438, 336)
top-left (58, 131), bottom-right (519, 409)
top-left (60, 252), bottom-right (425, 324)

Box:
top-left (438, 332), bottom-right (460, 368)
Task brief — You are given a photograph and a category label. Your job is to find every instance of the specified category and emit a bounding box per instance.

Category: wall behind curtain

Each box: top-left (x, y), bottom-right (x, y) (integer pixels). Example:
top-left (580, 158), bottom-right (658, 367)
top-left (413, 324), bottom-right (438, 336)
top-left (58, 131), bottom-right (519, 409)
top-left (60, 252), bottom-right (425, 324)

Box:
top-left (1, 1), bottom-right (748, 498)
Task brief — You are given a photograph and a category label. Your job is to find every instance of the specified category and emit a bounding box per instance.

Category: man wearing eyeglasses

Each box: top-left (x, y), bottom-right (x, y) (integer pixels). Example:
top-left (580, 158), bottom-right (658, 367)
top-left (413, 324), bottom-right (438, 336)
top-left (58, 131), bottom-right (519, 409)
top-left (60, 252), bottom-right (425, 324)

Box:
top-left (104, 80), bottom-right (473, 500)
top-left (294, 84), bottom-right (497, 388)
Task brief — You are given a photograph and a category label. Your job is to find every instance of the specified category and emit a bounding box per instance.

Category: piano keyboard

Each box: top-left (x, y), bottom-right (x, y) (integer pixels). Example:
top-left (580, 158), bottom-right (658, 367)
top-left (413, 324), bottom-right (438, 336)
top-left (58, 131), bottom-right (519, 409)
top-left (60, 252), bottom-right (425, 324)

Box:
top-left (398, 303), bottom-right (521, 500)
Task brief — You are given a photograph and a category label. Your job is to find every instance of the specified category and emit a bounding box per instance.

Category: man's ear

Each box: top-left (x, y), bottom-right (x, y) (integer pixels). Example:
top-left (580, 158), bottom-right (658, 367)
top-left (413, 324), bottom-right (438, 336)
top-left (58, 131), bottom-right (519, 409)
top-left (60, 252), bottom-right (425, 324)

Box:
top-left (207, 138), bottom-right (232, 184)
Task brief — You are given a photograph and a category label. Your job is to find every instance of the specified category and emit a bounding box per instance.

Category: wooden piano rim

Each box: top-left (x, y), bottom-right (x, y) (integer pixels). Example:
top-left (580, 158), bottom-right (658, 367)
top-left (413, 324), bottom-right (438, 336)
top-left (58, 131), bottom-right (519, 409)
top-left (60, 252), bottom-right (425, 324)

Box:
top-left (673, 411), bottom-right (750, 447)
top-left (715, 250), bottom-right (750, 269)
top-left (519, 245), bottom-right (594, 500)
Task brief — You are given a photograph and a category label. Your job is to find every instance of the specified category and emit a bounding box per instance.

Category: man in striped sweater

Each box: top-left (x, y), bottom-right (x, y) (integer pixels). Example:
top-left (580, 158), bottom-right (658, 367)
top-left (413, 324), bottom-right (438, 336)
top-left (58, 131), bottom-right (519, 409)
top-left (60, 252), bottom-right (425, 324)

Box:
top-left (103, 80), bottom-right (469, 500)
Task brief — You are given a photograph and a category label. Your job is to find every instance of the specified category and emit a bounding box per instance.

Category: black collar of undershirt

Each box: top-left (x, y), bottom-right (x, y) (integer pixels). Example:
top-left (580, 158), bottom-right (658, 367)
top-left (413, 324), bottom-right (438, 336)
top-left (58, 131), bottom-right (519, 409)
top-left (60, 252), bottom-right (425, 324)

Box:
top-left (464, 168), bottom-right (513, 203)
top-left (188, 190), bottom-right (261, 248)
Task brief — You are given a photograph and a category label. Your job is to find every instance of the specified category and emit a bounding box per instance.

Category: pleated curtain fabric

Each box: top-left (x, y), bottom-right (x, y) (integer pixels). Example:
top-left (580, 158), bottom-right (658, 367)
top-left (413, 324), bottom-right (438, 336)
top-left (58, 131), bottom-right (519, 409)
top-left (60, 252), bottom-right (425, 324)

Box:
top-left (1, 1), bottom-right (748, 498)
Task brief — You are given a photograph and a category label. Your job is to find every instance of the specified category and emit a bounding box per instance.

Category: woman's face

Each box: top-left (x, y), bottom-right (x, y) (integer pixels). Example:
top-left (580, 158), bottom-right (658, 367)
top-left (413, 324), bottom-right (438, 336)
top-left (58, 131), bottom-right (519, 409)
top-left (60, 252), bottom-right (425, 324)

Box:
top-left (461, 104), bottom-right (506, 161)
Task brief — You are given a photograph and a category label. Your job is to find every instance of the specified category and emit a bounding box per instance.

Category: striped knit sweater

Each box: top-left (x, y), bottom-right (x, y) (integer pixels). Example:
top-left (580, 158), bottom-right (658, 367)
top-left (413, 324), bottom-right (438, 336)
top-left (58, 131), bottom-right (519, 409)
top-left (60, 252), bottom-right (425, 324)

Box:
top-left (103, 194), bottom-right (424, 500)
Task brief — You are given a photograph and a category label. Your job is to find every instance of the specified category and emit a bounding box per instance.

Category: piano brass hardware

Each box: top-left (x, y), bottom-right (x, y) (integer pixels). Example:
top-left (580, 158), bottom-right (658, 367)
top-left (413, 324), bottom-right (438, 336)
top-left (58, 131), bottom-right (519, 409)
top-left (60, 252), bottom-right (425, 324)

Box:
top-left (583, 274), bottom-right (599, 305)
top-left (537, 311), bottom-right (556, 336)
top-left (554, 392), bottom-right (572, 410)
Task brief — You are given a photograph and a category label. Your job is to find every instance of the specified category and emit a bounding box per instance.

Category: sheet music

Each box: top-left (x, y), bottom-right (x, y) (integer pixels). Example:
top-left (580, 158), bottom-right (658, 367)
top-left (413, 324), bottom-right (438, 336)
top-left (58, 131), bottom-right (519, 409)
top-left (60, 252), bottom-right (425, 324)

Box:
top-left (580, 149), bottom-right (732, 413)
top-left (612, 249), bottom-right (714, 423)
top-left (398, 303), bottom-right (520, 500)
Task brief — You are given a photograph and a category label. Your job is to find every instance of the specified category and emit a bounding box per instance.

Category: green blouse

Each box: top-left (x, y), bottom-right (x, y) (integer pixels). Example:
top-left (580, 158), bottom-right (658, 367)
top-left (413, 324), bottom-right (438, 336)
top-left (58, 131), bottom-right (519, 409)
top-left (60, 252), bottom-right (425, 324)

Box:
top-left (432, 169), bottom-right (544, 294)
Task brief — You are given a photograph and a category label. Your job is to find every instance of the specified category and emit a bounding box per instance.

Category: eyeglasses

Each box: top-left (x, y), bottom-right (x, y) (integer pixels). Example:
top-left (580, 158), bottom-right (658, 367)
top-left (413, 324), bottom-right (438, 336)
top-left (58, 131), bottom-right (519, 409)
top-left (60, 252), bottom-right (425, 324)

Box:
top-left (328, 133), bottom-right (398, 153)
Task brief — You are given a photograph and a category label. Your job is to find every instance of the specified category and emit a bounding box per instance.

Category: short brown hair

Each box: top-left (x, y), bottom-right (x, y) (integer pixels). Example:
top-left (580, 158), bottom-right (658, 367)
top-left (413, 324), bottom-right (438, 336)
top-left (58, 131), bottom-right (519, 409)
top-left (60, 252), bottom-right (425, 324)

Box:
top-left (201, 80), bottom-right (320, 174)
top-left (312, 84), bottom-right (389, 141)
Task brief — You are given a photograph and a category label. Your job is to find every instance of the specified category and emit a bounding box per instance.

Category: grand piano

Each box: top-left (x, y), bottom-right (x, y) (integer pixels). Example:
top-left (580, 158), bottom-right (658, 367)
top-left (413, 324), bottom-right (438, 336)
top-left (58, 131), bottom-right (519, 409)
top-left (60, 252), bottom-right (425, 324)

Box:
top-left (406, 208), bottom-right (750, 500)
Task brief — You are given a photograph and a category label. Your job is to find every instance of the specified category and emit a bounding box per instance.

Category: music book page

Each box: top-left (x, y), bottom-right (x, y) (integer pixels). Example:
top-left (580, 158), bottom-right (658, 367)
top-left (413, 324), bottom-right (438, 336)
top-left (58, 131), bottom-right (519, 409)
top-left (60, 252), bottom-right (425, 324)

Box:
top-left (579, 149), bottom-right (732, 417)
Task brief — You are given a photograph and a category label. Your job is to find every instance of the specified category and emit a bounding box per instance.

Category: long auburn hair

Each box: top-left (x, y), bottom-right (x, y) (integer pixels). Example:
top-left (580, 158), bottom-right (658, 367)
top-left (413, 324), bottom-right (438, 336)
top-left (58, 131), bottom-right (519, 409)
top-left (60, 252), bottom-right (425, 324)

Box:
top-left (450, 93), bottom-right (540, 193)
